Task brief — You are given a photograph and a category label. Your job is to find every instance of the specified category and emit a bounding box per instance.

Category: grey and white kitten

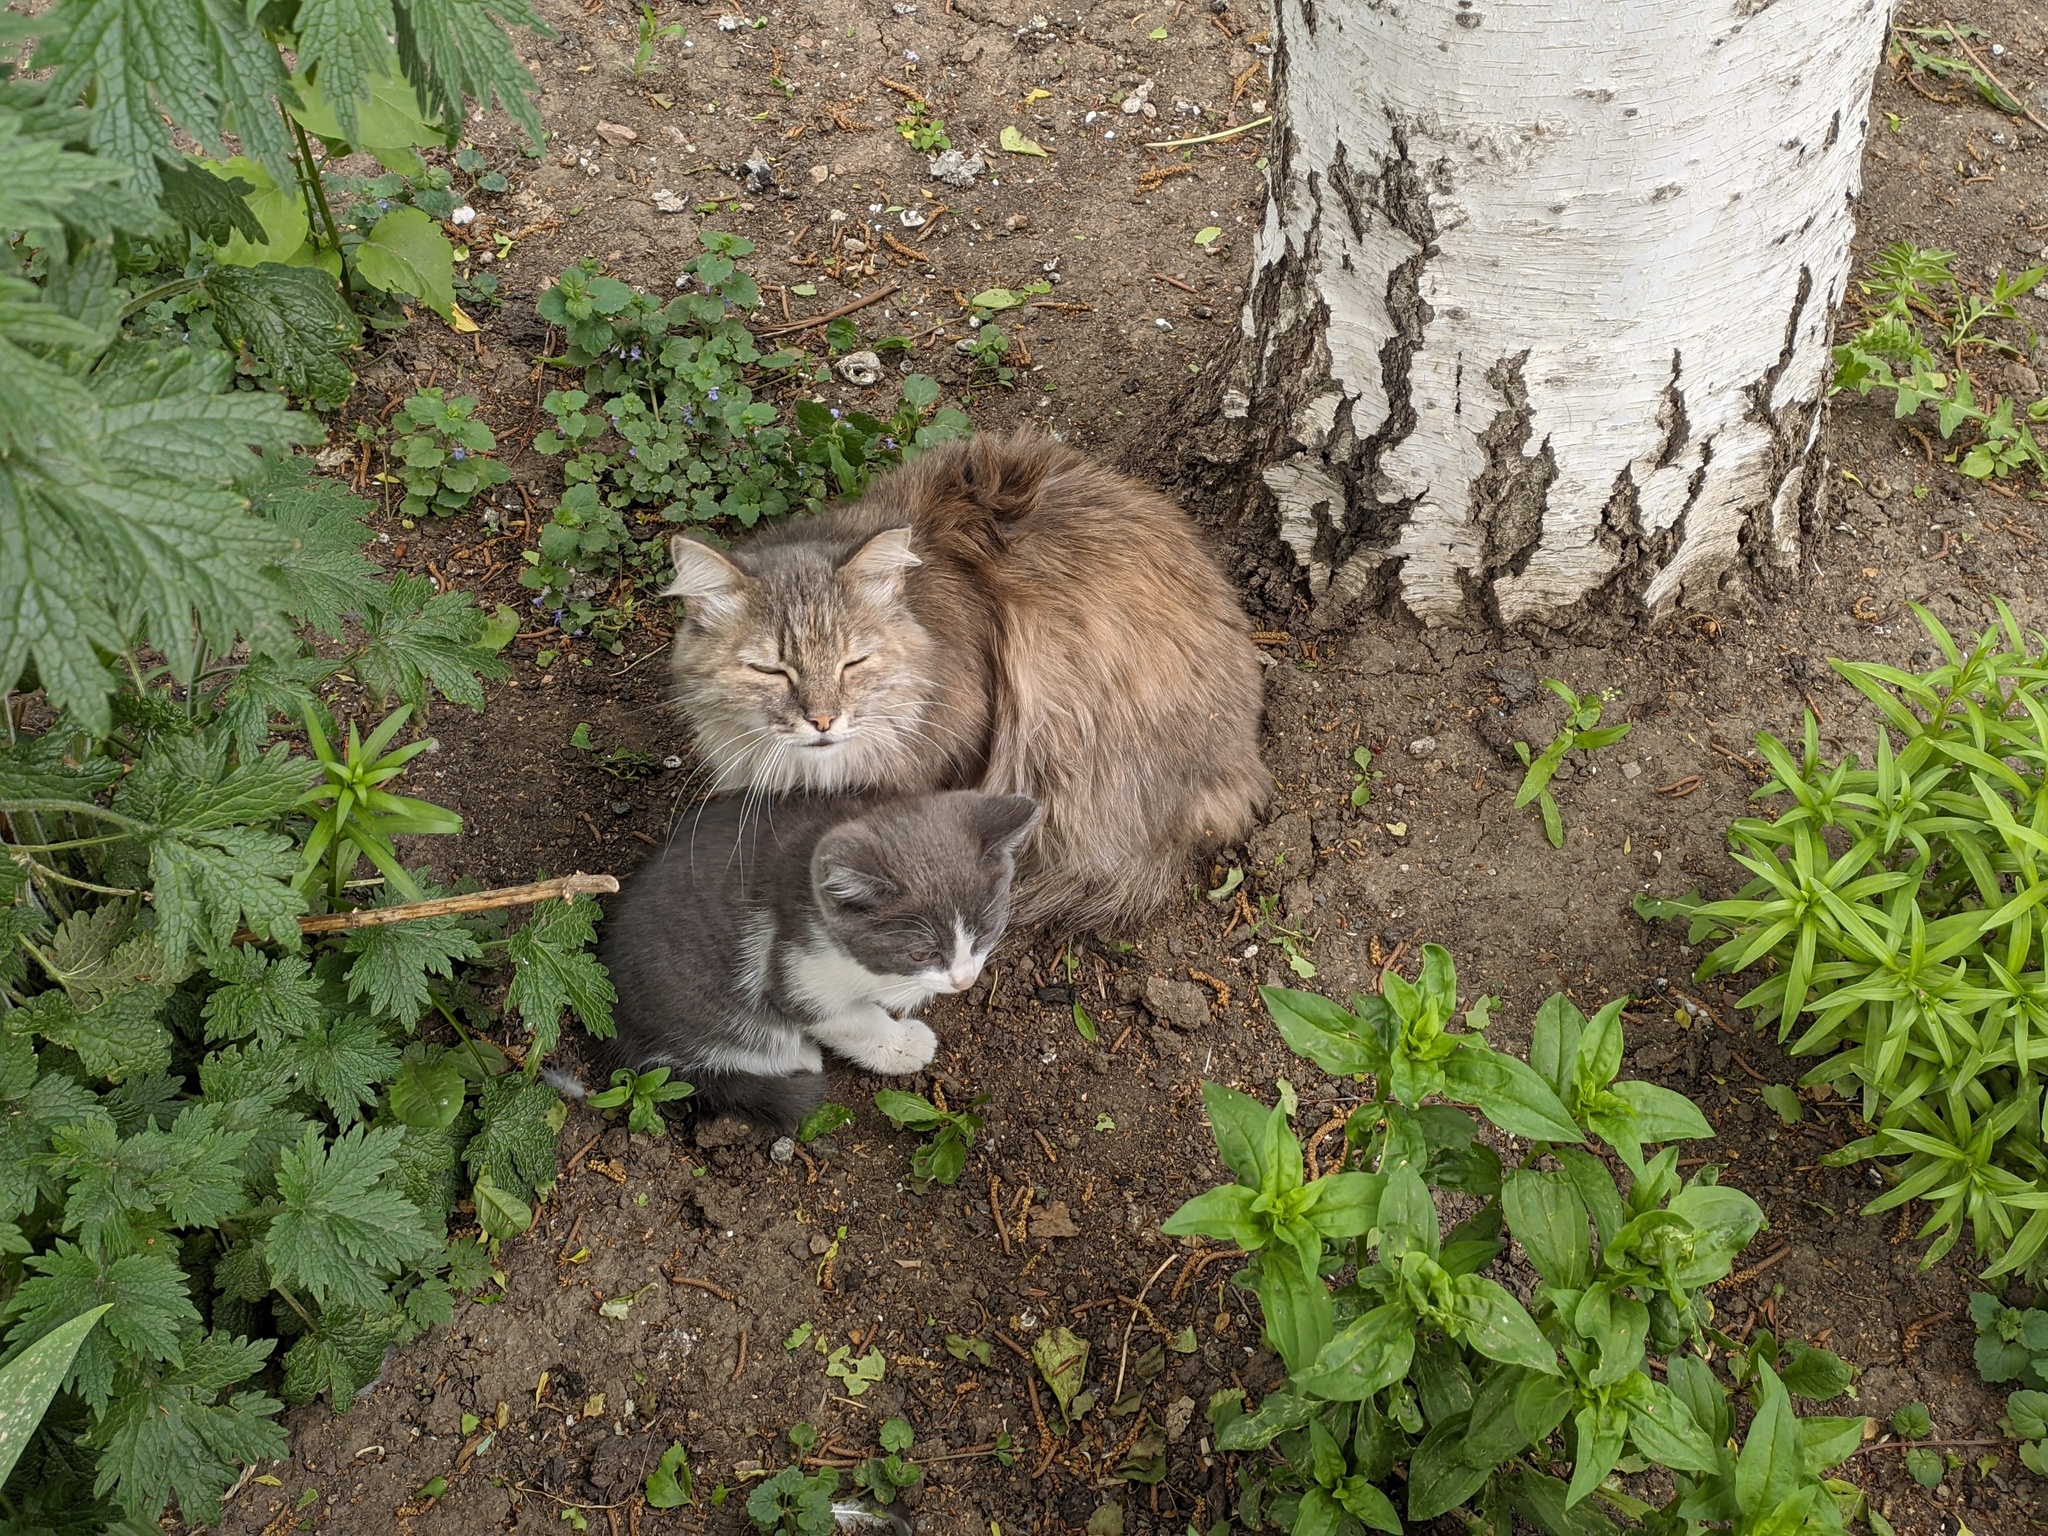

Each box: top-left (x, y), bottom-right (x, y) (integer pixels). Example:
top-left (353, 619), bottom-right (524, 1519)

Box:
top-left (582, 790), bottom-right (1038, 1129)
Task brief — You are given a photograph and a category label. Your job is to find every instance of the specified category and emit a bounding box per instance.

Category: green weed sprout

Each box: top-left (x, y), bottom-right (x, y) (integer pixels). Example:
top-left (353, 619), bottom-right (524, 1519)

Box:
top-left (294, 703), bottom-right (463, 900)
top-left (632, 4), bottom-right (687, 78)
top-left (1514, 680), bottom-right (1631, 848)
top-left (392, 389), bottom-right (510, 517)
top-left (874, 1088), bottom-right (988, 1186)
top-left (586, 1066), bottom-right (693, 1136)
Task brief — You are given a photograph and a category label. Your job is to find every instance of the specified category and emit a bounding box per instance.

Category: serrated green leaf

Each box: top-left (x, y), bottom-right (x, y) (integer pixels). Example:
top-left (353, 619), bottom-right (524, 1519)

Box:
top-left (342, 907), bottom-right (482, 1026)
top-left (505, 896), bottom-right (614, 1052)
top-left (266, 1124), bottom-right (437, 1309)
top-left (86, 1336), bottom-right (284, 1521)
top-left (5, 1244), bottom-right (201, 1412)
top-left (293, 4), bottom-right (416, 147)
top-left (288, 1013), bottom-right (403, 1126)
top-left (279, 1302), bottom-right (406, 1407)
top-left (353, 572), bottom-right (509, 712)
top-left (201, 947), bottom-right (321, 1047)
top-left (471, 1169), bottom-right (532, 1240)
top-left (155, 155), bottom-right (264, 245)
top-left (34, 0), bottom-right (296, 196)
top-left (194, 155), bottom-right (312, 266)
top-left (388, 1055), bottom-right (465, 1130)
top-left (25, 983), bottom-right (173, 1083)
top-left (464, 1073), bottom-right (561, 1202)
top-left (204, 263), bottom-right (360, 406)
top-left (48, 1103), bottom-right (254, 1262)
top-left (390, 0), bottom-right (548, 153)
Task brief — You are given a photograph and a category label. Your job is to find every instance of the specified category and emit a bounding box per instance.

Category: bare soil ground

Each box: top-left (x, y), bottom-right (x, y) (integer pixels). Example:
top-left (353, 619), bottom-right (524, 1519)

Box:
top-left (215, 1), bottom-right (2048, 1532)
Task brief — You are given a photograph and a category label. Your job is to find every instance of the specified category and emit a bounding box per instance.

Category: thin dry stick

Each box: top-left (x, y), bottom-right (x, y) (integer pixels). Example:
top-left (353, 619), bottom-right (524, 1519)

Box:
top-left (1143, 114), bottom-right (1271, 150)
top-left (1852, 1436), bottom-right (2001, 1458)
top-left (1944, 20), bottom-right (2048, 133)
top-left (1113, 1253), bottom-right (1181, 1405)
top-left (233, 872), bottom-right (618, 944)
top-left (753, 283), bottom-right (903, 338)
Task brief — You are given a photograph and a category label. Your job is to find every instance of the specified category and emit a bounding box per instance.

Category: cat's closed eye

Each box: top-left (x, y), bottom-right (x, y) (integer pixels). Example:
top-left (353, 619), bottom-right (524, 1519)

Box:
top-left (745, 661), bottom-right (790, 679)
top-left (840, 653), bottom-right (872, 673)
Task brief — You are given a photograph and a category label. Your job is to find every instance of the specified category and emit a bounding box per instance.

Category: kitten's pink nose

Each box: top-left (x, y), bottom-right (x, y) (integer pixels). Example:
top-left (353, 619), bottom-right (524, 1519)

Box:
top-left (806, 711), bottom-right (837, 733)
top-left (947, 960), bottom-right (980, 991)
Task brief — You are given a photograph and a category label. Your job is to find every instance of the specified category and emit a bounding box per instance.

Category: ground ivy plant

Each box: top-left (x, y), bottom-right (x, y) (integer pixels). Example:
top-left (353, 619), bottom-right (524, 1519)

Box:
top-left (1169, 947), bottom-right (1872, 1534)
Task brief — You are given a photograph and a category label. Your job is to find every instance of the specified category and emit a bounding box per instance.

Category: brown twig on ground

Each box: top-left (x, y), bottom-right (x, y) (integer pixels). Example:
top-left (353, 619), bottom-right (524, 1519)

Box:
top-left (1708, 740), bottom-right (1769, 781)
top-left (730, 1329), bottom-right (748, 1383)
top-left (1655, 774), bottom-right (1704, 797)
top-left (662, 1272), bottom-right (741, 1305)
top-left (231, 873), bottom-right (618, 945)
top-left (993, 1329), bottom-right (1032, 1361)
top-left (1944, 20), bottom-right (2048, 133)
top-left (876, 76), bottom-right (928, 105)
top-left (1026, 1373), bottom-right (1058, 1478)
top-left (564, 1136), bottom-right (603, 1177)
top-left (1032, 1128), bottom-right (1060, 1164)
top-left (1113, 1254), bottom-right (1181, 1406)
top-left (753, 283), bottom-right (902, 337)
top-left (1303, 1112), bottom-right (1349, 1181)
top-left (1230, 59), bottom-right (1265, 104)
top-left (915, 205), bottom-right (952, 241)
top-left (1152, 272), bottom-right (1199, 294)
top-left (881, 229), bottom-right (933, 264)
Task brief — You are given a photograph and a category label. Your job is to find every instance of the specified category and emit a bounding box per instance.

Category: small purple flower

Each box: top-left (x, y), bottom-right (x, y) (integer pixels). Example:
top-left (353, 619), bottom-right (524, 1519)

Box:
top-left (377, 198), bottom-right (391, 209)
top-left (883, 436), bottom-right (897, 449)
top-left (628, 447), bottom-right (639, 458)
top-left (706, 388), bottom-right (720, 402)
top-left (629, 345), bottom-right (643, 360)
top-left (682, 408), bottom-right (696, 424)
top-left (830, 407), bottom-right (841, 419)
top-left (532, 596), bottom-right (544, 607)
top-left (905, 49), bottom-right (919, 60)
top-left (553, 608), bottom-right (567, 625)
top-left (450, 448), bottom-right (468, 460)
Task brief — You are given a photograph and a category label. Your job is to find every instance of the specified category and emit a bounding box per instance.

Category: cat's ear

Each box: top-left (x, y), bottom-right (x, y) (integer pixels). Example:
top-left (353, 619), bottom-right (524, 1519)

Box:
top-left (974, 794), bottom-right (1041, 860)
top-left (663, 536), bottom-right (749, 621)
top-left (814, 830), bottom-right (900, 910)
top-left (837, 526), bottom-right (921, 597)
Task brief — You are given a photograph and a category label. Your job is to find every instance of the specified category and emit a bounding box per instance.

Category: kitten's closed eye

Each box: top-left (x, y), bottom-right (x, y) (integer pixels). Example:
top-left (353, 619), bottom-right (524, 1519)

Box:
top-left (840, 654), bottom-right (872, 673)
top-left (746, 662), bottom-right (791, 679)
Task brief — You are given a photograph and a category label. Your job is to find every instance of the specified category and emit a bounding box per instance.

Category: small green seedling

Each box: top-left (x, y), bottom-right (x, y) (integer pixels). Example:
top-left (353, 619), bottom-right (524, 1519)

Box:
top-left (294, 703), bottom-right (463, 900)
top-left (853, 1417), bottom-right (922, 1504)
top-left (945, 1334), bottom-right (991, 1364)
top-left (1348, 745), bottom-right (1376, 808)
top-left (1514, 680), bottom-right (1632, 848)
top-left (874, 1089), bottom-right (988, 1186)
top-left (632, 4), bottom-right (687, 78)
top-left (745, 1464), bottom-right (837, 1534)
top-left (963, 324), bottom-right (1016, 388)
top-left (568, 721), bottom-right (658, 779)
top-left (586, 1066), bottom-right (693, 1136)
top-left (896, 101), bottom-right (951, 151)
top-left (391, 388), bottom-right (509, 517)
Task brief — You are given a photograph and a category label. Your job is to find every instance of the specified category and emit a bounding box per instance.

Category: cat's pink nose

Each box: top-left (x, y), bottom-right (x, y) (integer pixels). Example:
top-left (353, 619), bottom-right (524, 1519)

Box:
top-left (807, 711), bottom-right (837, 733)
top-left (947, 960), bottom-right (979, 991)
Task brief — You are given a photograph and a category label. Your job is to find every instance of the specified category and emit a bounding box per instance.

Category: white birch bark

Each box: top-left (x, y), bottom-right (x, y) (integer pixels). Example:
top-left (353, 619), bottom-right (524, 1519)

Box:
top-left (1228, 0), bottom-right (1893, 630)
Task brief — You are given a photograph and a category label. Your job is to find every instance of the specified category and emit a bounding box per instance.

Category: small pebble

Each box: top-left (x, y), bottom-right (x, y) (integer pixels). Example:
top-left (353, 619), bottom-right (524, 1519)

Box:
top-left (1407, 736), bottom-right (1437, 758)
top-left (1621, 761), bottom-right (1642, 780)
top-left (662, 755), bottom-right (683, 770)
top-left (769, 1137), bottom-right (796, 1164)
top-left (610, 800), bottom-right (634, 817)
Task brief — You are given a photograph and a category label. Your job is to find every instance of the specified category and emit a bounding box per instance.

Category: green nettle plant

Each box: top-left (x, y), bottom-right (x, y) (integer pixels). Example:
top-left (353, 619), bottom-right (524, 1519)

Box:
top-left (1167, 948), bottom-right (1874, 1534)
top-left (0, 462), bottom-right (612, 1528)
top-left (1638, 601), bottom-right (2048, 1278)
top-left (523, 237), bottom-right (971, 609)
top-left (390, 389), bottom-right (511, 517)
top-left (874, 1089), bottom-right (989, 1188)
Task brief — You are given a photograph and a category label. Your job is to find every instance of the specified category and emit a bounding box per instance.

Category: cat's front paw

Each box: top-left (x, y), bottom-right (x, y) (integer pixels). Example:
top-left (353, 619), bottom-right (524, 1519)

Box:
top-left (856, 1018), bottom-right (938, 1076)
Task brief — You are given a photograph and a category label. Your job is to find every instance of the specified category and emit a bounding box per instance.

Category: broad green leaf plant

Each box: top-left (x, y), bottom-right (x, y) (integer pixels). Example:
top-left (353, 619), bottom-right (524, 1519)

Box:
top-left (1168, 947), bottom-right (1872, 1533)
top-left (1640, 601), bottom-right (2048, 1278)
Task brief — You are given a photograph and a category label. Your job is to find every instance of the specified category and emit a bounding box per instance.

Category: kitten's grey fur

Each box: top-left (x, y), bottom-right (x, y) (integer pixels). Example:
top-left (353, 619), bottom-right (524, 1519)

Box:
top-left (586, 790), bottom-right (1038, 1129)
top-left (664, 428), bottom-right (1269, 930)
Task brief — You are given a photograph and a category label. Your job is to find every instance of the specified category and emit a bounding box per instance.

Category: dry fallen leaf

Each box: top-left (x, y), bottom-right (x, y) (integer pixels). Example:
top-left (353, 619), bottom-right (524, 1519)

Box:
top-left (595, 121), bottom-right (639, 144)
top-left (1000, 125), bottom-right (1049, 156)
top-left (1028, 1200), bottom-right (1080, 1239)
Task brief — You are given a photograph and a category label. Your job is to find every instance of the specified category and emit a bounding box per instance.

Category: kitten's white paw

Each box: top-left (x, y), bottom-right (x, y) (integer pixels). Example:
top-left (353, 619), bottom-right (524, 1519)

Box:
top-left (851, 1018), bottom-right (938, 1076)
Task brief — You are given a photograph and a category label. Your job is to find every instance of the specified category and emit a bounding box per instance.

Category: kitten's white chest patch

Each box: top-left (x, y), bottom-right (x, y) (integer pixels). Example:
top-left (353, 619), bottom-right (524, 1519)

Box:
top-left (786, 939), bottom-right (933, 1017)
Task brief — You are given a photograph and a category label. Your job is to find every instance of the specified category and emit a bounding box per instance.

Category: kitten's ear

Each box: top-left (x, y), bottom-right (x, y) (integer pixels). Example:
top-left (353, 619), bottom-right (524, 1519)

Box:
top-left (814, 829), bottom-right (900, 910)
top-left (837, 526), bottom-right (921, 597)
top-left (974, 794), bottom-right (1041, 860)
top-left (663, 536), bottom-right (749, 621)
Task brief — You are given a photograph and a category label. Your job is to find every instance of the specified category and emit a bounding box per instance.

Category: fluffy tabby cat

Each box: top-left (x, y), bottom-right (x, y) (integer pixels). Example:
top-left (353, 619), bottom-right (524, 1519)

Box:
top-left (665, 429), bottom-right (1268, 928)
top-left (584, 790), bottom-right (1038, 1127)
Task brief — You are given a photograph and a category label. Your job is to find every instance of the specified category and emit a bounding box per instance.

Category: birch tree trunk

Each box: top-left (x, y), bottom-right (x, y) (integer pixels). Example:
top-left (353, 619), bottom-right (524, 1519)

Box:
top-left (1225, 0), bottom-right (1893, 631)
